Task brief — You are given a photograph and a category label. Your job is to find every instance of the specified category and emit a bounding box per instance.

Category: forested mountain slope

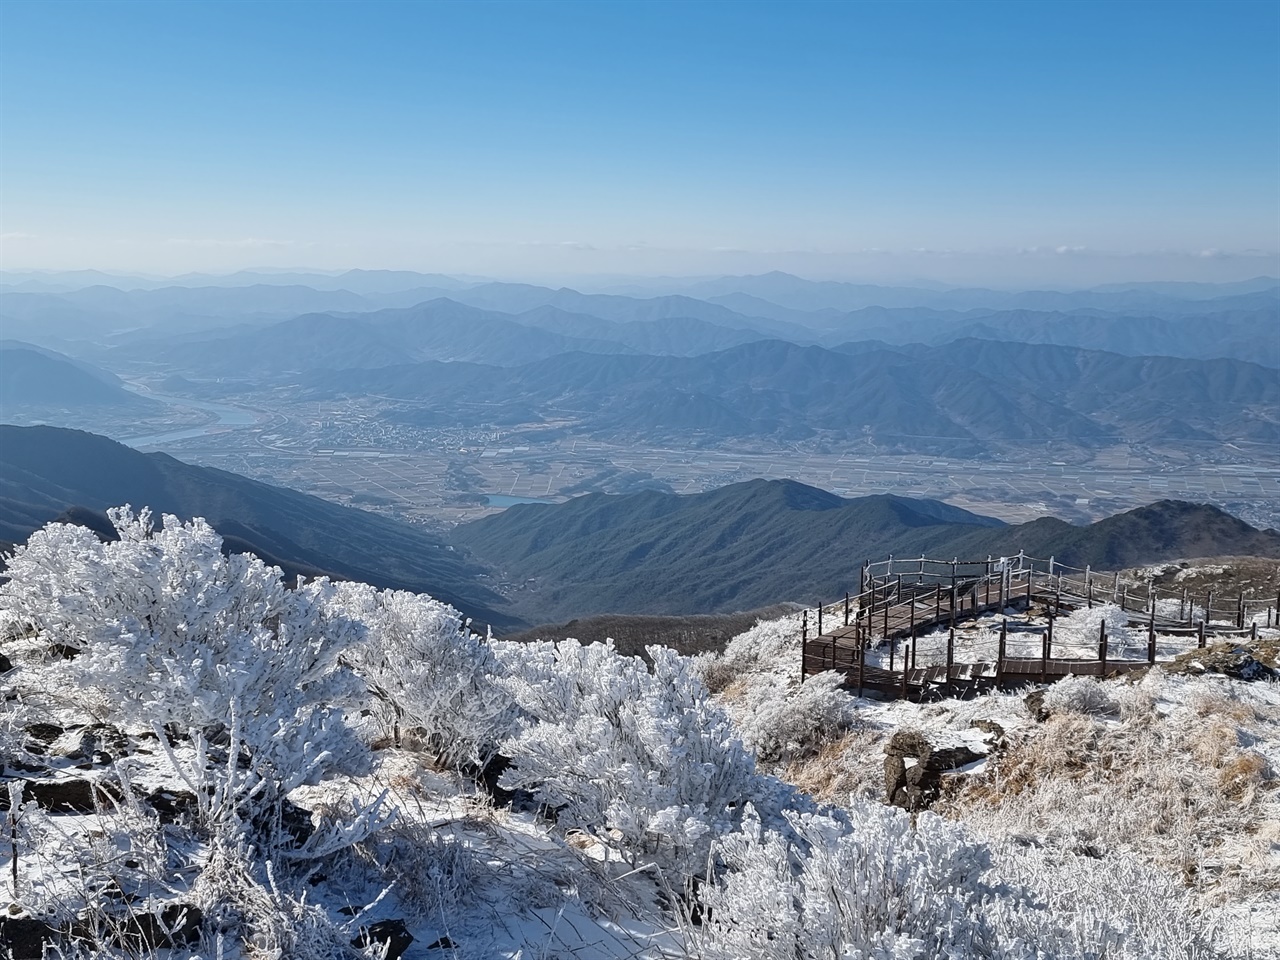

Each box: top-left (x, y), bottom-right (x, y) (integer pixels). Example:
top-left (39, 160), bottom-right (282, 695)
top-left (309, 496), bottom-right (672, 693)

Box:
top-left (0, 425), bottom-right (517, 627)
top-left (452, 478), bottom-right (1280, 621)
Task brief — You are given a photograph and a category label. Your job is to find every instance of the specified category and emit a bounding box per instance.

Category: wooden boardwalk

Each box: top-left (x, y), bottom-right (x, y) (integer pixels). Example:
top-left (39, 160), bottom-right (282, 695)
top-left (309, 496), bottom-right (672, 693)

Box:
top-left (800, 554), bottom-right (1276, 701)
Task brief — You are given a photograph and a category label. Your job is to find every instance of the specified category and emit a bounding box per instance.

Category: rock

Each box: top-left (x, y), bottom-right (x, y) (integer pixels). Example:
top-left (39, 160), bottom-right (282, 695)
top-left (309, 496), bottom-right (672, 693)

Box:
top-left (971, 719), bottom-right (1005, 740)
top-left (74, 903), bottom-right (202, 950)
top-left (883, 730), bottom-right (984, 812)
top-left (146, 787), bottom-right (199, 824)
top-left (24, 722), bottom-right (64, 751)
top-left (281, 798), bottom-right (315, 846)
top-left (0, 777), bottom-right (122, 813)
top-left (884, 730), bottom-right (932, 758)
top-left (0, 916), bottom-right (57, 959)
top-left (1024, 690), bottom-right (1050, 722)
top-left (49, 728), bottom-right (99, 762)
top-left (1171, 645), bottom-right (1278, 682)
top-left (353, 919), bottom-right (413, 959)
top-left (427, 935), bottom-right (459, 949)
top-left (0, 651), bottom-right (12, 674)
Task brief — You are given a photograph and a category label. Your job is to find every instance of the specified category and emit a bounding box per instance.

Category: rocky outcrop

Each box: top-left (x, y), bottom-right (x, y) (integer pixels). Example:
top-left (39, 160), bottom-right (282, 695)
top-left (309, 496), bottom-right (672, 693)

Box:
top-left (883, 730), bottom-right (984, 812)
top-left (1170, 643), bottom-right (1278, 681)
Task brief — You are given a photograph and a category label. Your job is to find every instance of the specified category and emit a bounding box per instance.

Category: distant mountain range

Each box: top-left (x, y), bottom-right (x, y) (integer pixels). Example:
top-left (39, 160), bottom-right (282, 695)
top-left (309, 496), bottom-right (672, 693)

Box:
top-left (0, 426), bottom-right (517, 628)
top-left (6, 271), bottom-right (1273, 368)
top-left (306, 337), bottom-right (1279, 452)
top-left (451, 478), bottom-right (1280, 623)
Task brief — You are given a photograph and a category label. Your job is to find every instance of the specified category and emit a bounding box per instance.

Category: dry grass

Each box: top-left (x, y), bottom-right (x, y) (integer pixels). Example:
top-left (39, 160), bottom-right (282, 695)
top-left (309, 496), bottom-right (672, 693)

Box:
top-left (781, 728), bottom-right (888, 802)
top-left (1189, 690), bottom-right (1260, 724)
top-left (1216, 751), bottom-right (1272, 802)
top-left (938, 676), bottom-right (1280, 901)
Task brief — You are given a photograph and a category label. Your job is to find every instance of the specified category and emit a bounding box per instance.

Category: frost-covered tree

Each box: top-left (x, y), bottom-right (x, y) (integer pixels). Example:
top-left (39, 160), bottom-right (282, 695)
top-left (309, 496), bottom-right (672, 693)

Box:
top-left (333, 581), bottom-right (518, 769)
top-left (492, 639), bottom-right (760, 875)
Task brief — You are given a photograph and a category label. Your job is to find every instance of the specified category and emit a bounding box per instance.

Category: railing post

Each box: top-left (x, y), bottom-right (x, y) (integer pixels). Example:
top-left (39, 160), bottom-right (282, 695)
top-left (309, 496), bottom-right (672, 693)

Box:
top-left (900, 652), bottom-right (909, 699)
top-left (998, 619), bottom-right (1008, 688)
top-left (1206, 590), bottom-right (1213, 626)
top-left (1251, 621), bottom-right (1258, 641)
top-left (1198, 620), bottom-right (1206, 649)
top-left (1237, 592), bottom-right (1245, 630)
top-left (1147, 612), bottom-right (1156, 664)
top-left (1086, 565), bottom-right (1092, 608)
top-left (802, 609), bottom-right (808, 645)
top-left (860, 560), bottom-right (869, 596)
top-left (1041, 624), bottom-right (1048, 684)
top-left (799, 610), bottom-right (807, 684)
top-left (909, 592), bottom-right (916, 643)
top-left (857, 639), bottom-right (865, 698)
top-left (818, 603), bottom-right (823, 638)
top-left (1181, 588), bottom-right (1188, 625)
top-left (844, 592), bottom-right (850, 627)
top-left (1098, 620), bottom-right (1108, 676)
top-left (934, 583), bottom-right (941, 622)
top-left (1026, 572), bottom-right (1032, 610)
top-left (1046, 611), bottom-right (1054, 660)
top-left (1113, 572), bottom-right (1120, 604)
top-left (947, 621), bottom-right (955, 681)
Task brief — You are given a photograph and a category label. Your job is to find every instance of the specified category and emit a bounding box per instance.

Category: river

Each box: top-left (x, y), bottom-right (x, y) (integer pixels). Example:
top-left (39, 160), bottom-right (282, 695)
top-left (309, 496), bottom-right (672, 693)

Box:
top-left (120, 384), bottom-right (262, 449)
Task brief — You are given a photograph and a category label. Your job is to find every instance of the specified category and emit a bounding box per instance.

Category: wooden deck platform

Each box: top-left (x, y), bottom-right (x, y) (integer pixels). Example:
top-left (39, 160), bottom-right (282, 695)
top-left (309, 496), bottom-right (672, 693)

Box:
top-left (799, 555), bottom-right (1275, 701)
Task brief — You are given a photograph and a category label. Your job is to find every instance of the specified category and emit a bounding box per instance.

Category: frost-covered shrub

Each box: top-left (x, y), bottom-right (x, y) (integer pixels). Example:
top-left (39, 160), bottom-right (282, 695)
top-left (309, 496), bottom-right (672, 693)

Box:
top-left (695, 613), bottom-right (855, 767)
top-left (734, 670), bottom-right (854, 763)
top-left (492, 639), bottom-right (760, 874)
top-left (334, 582), bottom-right (517, 769)
top-left (0, 509), bottom-right (371, 834)
top-left (700, 800), bottom-right (1223, 960)
top-left (706, 615), bottom-right (799, 678)
top-left (699, 801), bottom-right (1008, 959)
top-left (1043, 675), bottom-right (1118, 717)
top-left (992, 839), bottom-right (1224, 960)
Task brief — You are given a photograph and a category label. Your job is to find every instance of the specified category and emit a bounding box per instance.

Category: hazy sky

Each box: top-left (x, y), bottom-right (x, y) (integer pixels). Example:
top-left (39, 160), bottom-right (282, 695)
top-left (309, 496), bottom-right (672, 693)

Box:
top-left (2, 0), bottom-right (1277, 286)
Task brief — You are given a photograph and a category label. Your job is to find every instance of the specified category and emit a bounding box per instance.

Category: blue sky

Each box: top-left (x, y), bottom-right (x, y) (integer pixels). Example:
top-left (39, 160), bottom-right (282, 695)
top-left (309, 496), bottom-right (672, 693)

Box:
top-left (1, 0), bottom-right (1277, 285)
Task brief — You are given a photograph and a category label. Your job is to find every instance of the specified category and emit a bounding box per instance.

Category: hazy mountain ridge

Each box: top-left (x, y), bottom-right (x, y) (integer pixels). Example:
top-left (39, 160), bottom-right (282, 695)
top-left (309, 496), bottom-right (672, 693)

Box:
top-left (308, 337), bottom-right (1279, 451)
top-left (139, 298), bottom-right (645, 373)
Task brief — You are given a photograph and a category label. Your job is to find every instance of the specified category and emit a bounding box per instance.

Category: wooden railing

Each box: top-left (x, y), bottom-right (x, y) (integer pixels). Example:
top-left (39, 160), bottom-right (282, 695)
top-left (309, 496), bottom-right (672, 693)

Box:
top-left (799, 552), bottom-right (1279, 697)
